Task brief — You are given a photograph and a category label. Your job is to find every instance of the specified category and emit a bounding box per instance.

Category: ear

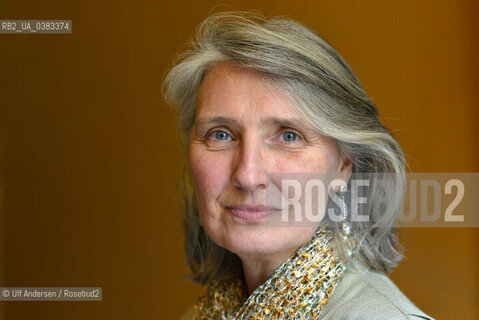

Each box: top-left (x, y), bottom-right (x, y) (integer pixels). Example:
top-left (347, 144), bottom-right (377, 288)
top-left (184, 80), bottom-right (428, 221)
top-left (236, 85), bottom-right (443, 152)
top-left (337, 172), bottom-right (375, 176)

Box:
top-left (336, 156), bottom-right (353, 185)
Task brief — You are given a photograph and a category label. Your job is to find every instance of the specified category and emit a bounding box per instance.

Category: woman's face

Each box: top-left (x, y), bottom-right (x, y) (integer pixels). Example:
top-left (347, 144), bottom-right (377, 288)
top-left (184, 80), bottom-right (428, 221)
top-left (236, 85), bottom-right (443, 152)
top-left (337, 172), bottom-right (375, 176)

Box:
top-left (189, 63), bottom-right (351, 262)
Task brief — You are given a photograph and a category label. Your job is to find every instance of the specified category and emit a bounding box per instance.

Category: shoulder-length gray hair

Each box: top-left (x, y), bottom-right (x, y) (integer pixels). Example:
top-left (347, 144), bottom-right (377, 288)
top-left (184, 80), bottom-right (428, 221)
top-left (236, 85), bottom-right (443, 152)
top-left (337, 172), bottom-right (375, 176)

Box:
top-left (163, 11), bottom-right (406, 284)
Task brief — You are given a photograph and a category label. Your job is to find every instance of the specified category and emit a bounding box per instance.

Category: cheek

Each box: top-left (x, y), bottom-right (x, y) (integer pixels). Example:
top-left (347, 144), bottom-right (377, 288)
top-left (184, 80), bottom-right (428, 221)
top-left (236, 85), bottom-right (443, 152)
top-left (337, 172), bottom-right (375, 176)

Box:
top-left (270, 150), bottom-right (337, 174)
top-left (299, 142), bottom-right (339, 174)
top-left (188, 147), bottom-right (231, 205)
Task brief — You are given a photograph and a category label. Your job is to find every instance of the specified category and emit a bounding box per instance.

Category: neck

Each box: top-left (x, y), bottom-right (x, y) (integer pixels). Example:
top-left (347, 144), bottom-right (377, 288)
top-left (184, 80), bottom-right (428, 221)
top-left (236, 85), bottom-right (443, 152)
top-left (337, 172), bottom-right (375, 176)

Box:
top-left (240, 252), bottom-right (292, 295)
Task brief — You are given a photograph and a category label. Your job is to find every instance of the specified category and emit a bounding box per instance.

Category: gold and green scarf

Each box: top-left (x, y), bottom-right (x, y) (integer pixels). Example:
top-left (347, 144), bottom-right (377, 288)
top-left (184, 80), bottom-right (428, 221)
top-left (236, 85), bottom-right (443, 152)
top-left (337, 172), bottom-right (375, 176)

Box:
top-left (193, 227), bottom-right (353, 319)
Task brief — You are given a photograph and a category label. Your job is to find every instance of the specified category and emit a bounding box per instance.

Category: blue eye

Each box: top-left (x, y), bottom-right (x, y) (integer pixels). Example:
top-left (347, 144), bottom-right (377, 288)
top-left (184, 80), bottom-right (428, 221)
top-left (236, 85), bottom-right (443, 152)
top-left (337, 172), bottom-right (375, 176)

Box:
top-left (213, 130), bottom-right (230, 141)
top-left (281, 131), bottom-right (299, 142)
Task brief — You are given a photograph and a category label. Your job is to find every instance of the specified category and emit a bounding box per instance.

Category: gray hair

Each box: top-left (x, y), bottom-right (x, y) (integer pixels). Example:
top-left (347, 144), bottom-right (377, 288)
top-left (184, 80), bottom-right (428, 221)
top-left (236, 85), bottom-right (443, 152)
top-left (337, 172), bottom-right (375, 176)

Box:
top-left (163, 11), bottom-right (406, 284)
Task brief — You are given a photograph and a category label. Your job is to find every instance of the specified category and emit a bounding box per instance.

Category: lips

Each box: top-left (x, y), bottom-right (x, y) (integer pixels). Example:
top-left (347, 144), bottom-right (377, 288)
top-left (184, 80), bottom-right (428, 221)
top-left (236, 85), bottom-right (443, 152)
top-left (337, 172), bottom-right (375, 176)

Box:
top-left (226, 204), bottom-right (281, 222)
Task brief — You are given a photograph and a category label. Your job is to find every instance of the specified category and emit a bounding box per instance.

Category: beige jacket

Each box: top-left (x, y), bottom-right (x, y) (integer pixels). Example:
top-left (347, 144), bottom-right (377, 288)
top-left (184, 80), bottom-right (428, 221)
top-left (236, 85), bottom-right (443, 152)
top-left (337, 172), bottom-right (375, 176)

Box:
top-left (180, 265), bottom-right (434, 319)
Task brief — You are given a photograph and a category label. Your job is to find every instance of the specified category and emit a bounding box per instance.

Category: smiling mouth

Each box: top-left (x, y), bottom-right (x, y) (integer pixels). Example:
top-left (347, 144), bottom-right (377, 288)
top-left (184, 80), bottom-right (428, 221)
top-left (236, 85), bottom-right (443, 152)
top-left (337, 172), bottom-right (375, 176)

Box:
top-left (225, 204), bottom-right (282, 222)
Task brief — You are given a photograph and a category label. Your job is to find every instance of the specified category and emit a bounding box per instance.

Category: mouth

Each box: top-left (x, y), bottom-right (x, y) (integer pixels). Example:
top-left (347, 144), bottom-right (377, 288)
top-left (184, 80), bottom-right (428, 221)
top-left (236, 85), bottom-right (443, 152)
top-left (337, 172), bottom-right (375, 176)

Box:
top-left (225, 204), bottom-right (282, 222)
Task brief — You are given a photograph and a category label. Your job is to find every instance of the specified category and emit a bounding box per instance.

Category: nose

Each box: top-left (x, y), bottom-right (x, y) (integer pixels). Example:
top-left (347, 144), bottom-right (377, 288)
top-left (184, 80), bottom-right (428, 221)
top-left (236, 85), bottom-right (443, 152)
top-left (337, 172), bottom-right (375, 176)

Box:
top-left (231, 136), bottom-right (269, 191)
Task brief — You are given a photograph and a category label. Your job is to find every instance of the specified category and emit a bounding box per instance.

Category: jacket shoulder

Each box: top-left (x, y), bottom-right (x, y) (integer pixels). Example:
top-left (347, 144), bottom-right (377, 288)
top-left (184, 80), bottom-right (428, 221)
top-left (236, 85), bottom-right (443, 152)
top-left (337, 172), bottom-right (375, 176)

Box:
top-left (320, 266), bottom-right (435, 320)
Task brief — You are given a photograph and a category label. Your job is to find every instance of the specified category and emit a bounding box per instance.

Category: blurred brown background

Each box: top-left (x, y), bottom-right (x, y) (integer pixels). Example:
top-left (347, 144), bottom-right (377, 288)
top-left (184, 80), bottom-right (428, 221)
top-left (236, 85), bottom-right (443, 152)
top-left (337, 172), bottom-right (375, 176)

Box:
top-left (0, 0), bottom-right (477, 319)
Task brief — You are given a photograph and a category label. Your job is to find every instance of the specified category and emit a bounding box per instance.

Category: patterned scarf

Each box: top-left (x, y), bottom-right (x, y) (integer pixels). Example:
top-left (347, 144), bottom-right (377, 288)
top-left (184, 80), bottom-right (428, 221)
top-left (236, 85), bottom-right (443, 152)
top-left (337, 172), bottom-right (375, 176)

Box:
top-left (193, 227), bottom-right (353, 319)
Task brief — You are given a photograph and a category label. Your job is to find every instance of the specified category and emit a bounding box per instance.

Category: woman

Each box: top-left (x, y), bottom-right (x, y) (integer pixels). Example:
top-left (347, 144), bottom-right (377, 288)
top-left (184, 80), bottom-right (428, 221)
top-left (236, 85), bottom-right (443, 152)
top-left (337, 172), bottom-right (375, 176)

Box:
top-left (164, 12), bottom-right (434, 320)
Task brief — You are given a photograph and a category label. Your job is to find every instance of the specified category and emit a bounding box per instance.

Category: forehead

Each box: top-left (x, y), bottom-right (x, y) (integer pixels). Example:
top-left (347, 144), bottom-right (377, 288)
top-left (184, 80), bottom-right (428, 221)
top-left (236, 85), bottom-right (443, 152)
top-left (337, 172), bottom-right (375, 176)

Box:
top-left (196, 63), bottom-right (300, 120)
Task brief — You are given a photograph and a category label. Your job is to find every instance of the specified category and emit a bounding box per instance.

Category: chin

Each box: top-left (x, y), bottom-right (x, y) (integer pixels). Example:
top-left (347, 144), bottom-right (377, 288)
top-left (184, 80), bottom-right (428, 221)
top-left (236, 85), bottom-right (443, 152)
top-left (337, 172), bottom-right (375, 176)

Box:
top-left (219, 223), bottom-right (316, 259)
top-left (199, 207), bottom-right (319, 260)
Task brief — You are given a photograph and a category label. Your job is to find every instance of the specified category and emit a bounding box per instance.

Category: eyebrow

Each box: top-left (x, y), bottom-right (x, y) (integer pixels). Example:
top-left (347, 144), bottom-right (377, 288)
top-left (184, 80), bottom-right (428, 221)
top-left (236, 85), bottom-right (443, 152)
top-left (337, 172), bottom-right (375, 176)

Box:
top-left (194, 116), bottom-right (307, 130)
